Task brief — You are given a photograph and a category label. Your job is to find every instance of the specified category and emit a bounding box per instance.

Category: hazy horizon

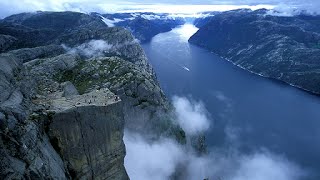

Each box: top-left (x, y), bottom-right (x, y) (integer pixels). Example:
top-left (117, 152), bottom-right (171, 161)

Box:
top-left (0, 0), bottom-right (320, 18)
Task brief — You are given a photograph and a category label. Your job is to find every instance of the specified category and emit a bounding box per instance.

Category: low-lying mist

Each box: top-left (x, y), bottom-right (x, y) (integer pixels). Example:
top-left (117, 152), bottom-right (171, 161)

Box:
top-left (62, 40), bottom-right (112, 58)
top-left (62, 38), bottom-right (140, 58)
top-left (124, 131), bottom-right (212, 180)
top-left (124, 96), bottom-right (308, 180)
top-left (173, 96), bottom-right (210, 135)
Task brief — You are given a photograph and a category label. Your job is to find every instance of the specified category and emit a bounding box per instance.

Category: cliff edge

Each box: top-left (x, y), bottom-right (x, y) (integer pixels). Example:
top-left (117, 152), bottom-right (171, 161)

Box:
top-left (0, 11), bottom-right (185, 179)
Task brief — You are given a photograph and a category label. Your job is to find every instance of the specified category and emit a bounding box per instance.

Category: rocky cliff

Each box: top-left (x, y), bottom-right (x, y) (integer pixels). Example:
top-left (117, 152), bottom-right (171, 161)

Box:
top-left (190, 9), bottom-right (320, 94)
top-left (0, 11), bottom-right (186, 179)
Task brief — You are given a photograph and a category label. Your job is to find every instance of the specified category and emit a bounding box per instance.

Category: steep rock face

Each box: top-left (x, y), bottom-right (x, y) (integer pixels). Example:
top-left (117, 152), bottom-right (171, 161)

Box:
top-left (0, 45), bottom-right (130, 180)
top-left (189, 9), bottom-right (320, 94)
top-left (1, 11), bottom-right (187, 179)
top-left (49, 104), bottom-right (127, 180)
top-left (24, 48), bottom-right (129, 179)
top-left (0, 46), bottom-right (69, 179)
top-left (0, 12), bottom-right (130, 179)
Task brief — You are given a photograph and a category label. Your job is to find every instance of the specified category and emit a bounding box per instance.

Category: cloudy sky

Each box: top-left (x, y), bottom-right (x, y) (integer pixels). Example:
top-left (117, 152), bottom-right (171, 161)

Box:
top-left (0, 0), bottom-right (319, 18)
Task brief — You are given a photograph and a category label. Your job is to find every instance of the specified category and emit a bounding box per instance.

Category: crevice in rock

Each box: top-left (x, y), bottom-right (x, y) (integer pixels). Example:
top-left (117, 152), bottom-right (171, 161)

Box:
top-left (73, 108), bottom-right (95, 179)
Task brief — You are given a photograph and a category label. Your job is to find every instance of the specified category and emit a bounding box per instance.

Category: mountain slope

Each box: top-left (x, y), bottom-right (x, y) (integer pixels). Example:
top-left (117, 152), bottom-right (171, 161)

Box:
top-left (190, 9), bottom-right (320, 94)
top-left (0, 11), bottom-right (186, 179)
top-left (98, 13), bottom-right (185, 43)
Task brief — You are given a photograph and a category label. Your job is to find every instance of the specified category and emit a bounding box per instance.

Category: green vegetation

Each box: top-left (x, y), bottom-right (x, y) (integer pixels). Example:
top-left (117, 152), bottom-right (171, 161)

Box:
top-left (154, 115), bottom-right (187, 145)
top-left (56, 68), bottom-right (92, 94)
top-left (173, 127), bottom-right (187, 145)
top-left (54, 60), bottom-right (104, 94)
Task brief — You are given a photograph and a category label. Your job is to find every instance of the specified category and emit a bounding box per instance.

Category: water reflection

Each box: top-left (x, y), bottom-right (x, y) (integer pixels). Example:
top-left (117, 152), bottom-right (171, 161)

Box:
top-left (171, 24), bottom-right (199, 41)
top-left (150, 24), bottom-right (198, 72)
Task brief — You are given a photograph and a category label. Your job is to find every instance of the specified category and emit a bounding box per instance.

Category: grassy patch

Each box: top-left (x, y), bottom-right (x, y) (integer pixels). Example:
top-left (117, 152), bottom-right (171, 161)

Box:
top-left (53, 61), bottom-right (93, 94)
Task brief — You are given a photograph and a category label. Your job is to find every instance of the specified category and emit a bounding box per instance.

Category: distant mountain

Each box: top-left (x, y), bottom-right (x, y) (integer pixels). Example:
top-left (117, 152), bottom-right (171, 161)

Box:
top-left (96, 12), bottom-right (185, 43)
top-left (0, 11), bottom-right (115, 51)
top-left (193, 12), bottom-right (219, 28)
top-left (190, 9), bottom-right (320, 94)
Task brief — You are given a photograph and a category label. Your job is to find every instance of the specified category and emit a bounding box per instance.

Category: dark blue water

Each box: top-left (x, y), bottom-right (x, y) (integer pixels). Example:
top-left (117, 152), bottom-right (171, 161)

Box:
top-left (142, 24), bottom-right (320, 178)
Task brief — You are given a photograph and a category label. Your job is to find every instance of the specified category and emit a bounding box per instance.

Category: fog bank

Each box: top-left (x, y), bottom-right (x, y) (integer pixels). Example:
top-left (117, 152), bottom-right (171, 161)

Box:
top-left (124, 96), bottom-right (307, 180)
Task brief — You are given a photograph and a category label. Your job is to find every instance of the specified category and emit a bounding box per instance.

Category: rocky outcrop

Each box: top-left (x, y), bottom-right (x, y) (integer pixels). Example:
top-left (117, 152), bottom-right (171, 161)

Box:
top-left (49, 55), bottom-right (185, 142)
top-left (190, 9), bottom-right (320, 94)
top-left (48, 93), bottom-right (127, 180)
top-left (20, 45), bottom-right (130, 179)
top-left (0, 11), bottom-right (187, 179)
top-left (0, 45), bottom-right (69, 179)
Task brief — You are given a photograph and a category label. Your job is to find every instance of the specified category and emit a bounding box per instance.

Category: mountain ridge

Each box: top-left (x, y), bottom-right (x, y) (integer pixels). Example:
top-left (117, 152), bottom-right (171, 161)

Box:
top-left (189, 9), bottom-right (320, 95)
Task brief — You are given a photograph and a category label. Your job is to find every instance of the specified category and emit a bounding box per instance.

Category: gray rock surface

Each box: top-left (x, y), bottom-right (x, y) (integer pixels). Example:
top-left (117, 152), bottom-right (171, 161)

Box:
top-left (190, 9), bottom-right (320, 94)
top-left (61, 81), bottom-right (79, 97)
top-left (49, 103), bottom-right (127, 180)
top-left (0, 45), bottom-right (70, 179)
top-left (0, 11), bottom-right (189, 179)
top-left (52, 56), bottom-right (185, 141)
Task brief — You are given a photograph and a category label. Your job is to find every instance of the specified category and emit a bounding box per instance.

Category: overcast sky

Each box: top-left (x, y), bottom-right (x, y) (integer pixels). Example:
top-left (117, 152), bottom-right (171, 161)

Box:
top-left (0, 0), bottom-right (319, 18)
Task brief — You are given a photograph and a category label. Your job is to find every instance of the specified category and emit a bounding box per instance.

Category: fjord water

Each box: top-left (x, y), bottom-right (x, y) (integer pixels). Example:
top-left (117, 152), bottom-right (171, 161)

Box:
top-left (142, 24), bottom-right (320, 177)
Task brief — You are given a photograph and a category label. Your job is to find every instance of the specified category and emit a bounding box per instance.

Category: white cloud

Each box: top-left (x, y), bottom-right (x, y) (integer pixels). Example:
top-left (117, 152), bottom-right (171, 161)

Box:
top-left (172, 96), bottom-right (210, 135)
top-left (230, 152), bottom-right (306, 180)
top-left (124, 131), bottom-right (184, 180)
top-left (0, 0), bottom-right (275, 18)
top-left (267, 1), bottom-right (320, 16)
top-left (62, 39), bottom-right (112, 57)
top-left (113, 4), bottom-right (275, 14)
top-left (124, 96), bottom-right (307, 180)
top-left (2, 0), bottom-right (320, 19)
top-left (124, 130), bottom-right (307, 180)
top-left (124, 130), bottom-right (212, 180)
top-left (212, 149), bottom-right (308, 180)
top-left (124, 97), bottom-right (212, 179)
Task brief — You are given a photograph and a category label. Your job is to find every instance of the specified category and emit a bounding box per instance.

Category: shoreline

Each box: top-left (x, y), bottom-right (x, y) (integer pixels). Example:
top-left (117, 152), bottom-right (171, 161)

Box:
top-left (189, 42), bottom-right (320, 97)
